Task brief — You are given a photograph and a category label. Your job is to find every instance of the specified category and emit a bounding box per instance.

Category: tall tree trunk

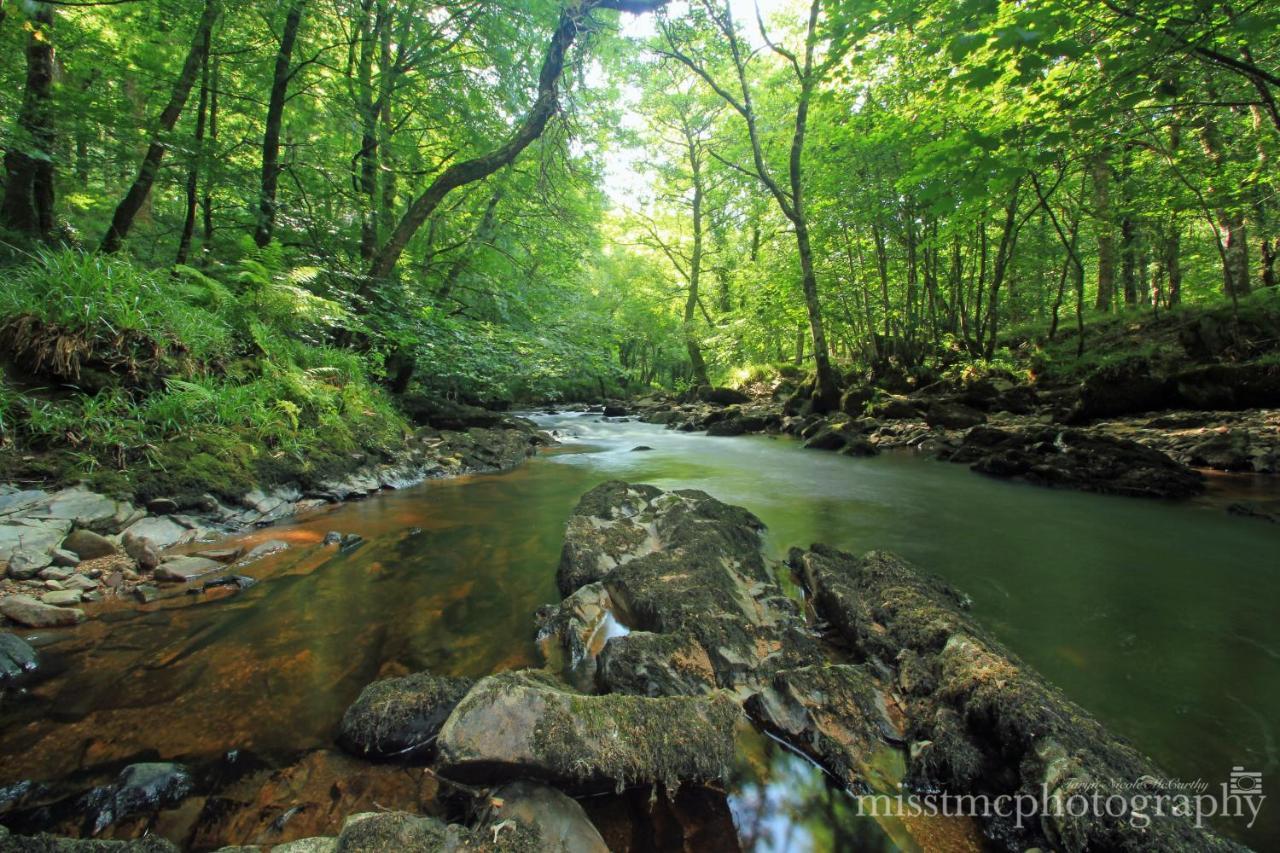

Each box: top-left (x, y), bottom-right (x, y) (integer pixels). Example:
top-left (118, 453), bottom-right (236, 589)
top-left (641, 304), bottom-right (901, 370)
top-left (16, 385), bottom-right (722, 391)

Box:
top-left (1120, 215), bottom-right (1138, 305)
top-left (253, 0), bottom-right (305, 247)
top-left (201, 52), bottom-right (219, 251)
top-left (1090, 151), bottom-right (1117, 311)
top-left (100, 0), bottom-right (220, 253)
top-left (1, 3), bottom-right (56, 239)
top-left (683, 120), bottom-right (709, 387)
top-left (175, 37), bottom-right (211, 265)
top-left (1198, 112), bottom-right (1251, 298)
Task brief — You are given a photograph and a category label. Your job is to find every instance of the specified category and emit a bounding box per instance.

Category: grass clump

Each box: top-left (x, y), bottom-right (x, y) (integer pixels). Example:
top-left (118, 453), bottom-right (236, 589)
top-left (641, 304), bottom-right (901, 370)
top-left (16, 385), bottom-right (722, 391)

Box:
top-left (0, 248), bottom-right (410, 503)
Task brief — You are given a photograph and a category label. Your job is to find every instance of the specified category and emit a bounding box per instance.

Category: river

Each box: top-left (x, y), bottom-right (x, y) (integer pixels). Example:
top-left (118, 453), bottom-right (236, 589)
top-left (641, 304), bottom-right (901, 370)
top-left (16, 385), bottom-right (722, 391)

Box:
top-left (2, 411), bottom-right (1277, 850)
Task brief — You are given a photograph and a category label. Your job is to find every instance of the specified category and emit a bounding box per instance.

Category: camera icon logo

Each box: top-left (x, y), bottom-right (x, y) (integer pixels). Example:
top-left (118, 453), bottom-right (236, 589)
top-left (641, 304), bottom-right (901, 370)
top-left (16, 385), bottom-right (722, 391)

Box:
top-left (1230, 767), bottom-right (1263, 796)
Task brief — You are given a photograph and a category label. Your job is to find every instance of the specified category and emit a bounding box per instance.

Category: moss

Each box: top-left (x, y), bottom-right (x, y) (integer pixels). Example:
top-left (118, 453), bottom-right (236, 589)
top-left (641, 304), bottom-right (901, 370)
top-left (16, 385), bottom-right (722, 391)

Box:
top-left (337, 672), bottom-right (474, 760)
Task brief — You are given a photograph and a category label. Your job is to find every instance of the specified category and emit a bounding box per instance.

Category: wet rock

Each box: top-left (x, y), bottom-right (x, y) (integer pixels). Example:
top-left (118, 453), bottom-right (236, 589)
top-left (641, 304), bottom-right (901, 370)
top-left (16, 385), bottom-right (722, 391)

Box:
top-left (133, 585), bottom-right (160, 604)
top-left (194, 546), bottom-right (243, 563)
top-left (0, 632), bottom-right (38, 681)
top-left (62, 529), bottom-right (118, 560)
top-left (323, 531), bottom-right (342, 546)
top-left (948, 425), bottom-right (1204, 499)
top-left (239, 539), bottom-right (288, 564)
top-left (154, 555), bottom-right (223, 582)
top-left (598, 631), bottom-right (716, 697)
top-left (40, 589), bottom-right (83, 607)
top-left (923, 401), bottom-right (987, 430)
top-left (1227, 502), bottom-right (1279, 524)
top-left (536, 583), bottom-right (620, 690)
top-left (629, 446), bottom-right (653, 453)
top-left (81, 762), bottom-right (192, 836)
top-left (1185, 430), bottom-right (1254, 471)
top-left (745, 665), bottom-right (903, 791)
top-left (802, 426), bottom-right (849, 451)
top-left (696, 386), bottom-right (750, 406)
top-left (201, 575), bottom-right (257, 592)
top-left (0, 829), bottom-right (178, 851)
top-left (437, 670), bottom-right (739, 789)
top-left (339, 533), bottom-right (364, 552)
top-left (602, 404), bottom-right (628, 417)
top-left (555, 482), bottom-right (818, 691)
top-left (790, 545), bottom-right (1242, 851)
top-left (121, 516), bottom-right (191, 550)
top-left (485, 781), bottom-right (608, 853)
top-left (7, 549), bottom-right (52, 580)
top-left (48, 548), bottom-right (81, 568)
top-left (0, 594), bottom-right (85, 627)
top-left (337, 671), bottom-right (474, 760)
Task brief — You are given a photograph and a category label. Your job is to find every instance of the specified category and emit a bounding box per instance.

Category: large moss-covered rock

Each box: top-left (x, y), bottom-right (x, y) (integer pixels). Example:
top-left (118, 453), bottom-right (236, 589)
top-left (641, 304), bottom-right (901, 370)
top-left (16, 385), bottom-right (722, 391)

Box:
top-left (790, 545), bottom-right (1243, 852)
top-left (436, 670), bottom-right (739, 790)
top-left (551, 482), bottom-right (818, 692)
top-left (337, 671), bottom-right (473, 760)
top-left (597, 631), bottom-right (717, 697)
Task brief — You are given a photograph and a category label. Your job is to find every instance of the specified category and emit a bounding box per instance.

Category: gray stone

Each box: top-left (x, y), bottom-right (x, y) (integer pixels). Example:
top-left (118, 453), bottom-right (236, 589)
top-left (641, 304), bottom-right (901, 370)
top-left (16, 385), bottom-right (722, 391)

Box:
top-left (44, 580), bottom-right (64, 590)
top-left (154, 556), bottom-right (222, 582)
top-left (0, 594), bottom-right (85, 627)
top-left (41, 589), bottom-right (83, 607)
top-left (63, 528), bottom-right (118, 560)
top-left (0, 632), bottom-right (39, 681)
top-left (323, 531), bottom-right (342, 546)
top-left (64, 574), bottom-right (98, 591)
top-left (6, 549), bottom-right (52, 580)
top-left (0, 489), bottom-right (48, 517)
top-left (194, 547), bottom-right (243, 563)
top-left (146, 498), bottom-right (179, 515)
top-left (0, 518), bottom-right (72, 563)
top-left (84, 762), bottom-right (192, 835)
top-left (134, 585), bottom-right (160, 604)
top-left (238, 539), bottom-right (288, 564)
top-left (49, 547), bottom-right (81, 567)
top-left (39, 566), bottom-right (74, 582)
top-left (486, 781), bottom-right (608, 853)
top-left (31, 487), bottom-right (134, 533)
top-left (121, 516), bottom-right (191, 550)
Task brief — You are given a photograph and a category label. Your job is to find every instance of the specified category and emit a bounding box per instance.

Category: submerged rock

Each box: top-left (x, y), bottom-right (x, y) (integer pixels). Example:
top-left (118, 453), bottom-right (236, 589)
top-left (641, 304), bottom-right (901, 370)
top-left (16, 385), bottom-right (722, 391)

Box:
top-left (81, 762), bottom-right (192, 836)
top-left (0, 632), bottom-right (39, 681)
top-left (153, 555), bottom-right (223, 582)
top-left (337, 671), bottom-right (474, 760)
top-left (0, 594), bottom-right (85, 628)
top-left (436, 670), bottom-right (739, 789)
top-left (0, 827), bottom-right (178, 851)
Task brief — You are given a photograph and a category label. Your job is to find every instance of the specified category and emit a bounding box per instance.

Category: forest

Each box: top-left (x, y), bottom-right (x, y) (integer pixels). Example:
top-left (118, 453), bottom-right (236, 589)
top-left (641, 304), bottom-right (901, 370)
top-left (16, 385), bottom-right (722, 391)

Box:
top-left (1, 0), bottom-right (1279, 851)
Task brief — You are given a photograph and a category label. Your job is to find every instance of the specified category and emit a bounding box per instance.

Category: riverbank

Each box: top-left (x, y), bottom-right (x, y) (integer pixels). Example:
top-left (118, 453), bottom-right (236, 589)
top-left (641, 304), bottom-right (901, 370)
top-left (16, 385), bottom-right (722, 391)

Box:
top-left (0, 413), bottom-right (552, 629)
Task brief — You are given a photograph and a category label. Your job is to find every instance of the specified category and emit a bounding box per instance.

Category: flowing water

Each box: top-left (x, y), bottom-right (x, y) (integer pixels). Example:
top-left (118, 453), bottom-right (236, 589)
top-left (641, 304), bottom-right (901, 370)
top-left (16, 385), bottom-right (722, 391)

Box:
top-left (2, 411), bottom-right (1278, 850)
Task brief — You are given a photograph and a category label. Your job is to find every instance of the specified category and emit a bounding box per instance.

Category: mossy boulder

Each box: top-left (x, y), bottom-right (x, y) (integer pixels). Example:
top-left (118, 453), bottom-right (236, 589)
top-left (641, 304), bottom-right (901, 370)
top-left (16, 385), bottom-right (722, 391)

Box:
top-left (436, 670), bottom-right (739, 790)
top-left (337, 671), bottom-right (474, 760)
top-left (598, 631), bottom-right (717, 697)
top-left (790, 546), bottom-right (1244, 852)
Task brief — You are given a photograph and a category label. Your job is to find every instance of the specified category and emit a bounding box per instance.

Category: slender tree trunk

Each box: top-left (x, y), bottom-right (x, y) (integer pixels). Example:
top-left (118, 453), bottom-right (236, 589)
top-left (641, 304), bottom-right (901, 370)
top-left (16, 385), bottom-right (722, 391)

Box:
top-left (683, 122), bottom-right (709, 386)
top-left (1, 3), bottom-right (56, 239)
top-left (1198, 112), bottom-right (1251, 298)
top-left (437, 189), bottom-right (502, 300)
top-left (1090, 151), bottom-right (1117, 310)
top-left (201, 53), bottom-right (219, 251)
top-left (253, 0), bottom-right (305, 247)
top-left (100, 0), bottom-right (220, 253)
top-left (175, 38), bottom-right (211, 266)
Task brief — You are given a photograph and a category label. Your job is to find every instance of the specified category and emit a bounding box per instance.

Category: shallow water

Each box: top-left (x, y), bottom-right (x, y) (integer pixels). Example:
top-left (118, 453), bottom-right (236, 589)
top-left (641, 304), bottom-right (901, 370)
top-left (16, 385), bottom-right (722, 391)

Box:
top-left (2, 412), bottom-right (1278, 849)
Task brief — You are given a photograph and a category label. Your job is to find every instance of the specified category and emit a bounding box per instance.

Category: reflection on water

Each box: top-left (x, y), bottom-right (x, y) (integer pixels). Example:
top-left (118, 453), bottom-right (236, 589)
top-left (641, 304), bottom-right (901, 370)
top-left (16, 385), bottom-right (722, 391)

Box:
top-left (1, 411), bottom-right (1278, 849)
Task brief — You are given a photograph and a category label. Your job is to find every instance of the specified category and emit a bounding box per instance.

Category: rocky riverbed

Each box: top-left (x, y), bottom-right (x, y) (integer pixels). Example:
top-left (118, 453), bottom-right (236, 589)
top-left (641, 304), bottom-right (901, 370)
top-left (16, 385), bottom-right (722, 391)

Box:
top-left (4, 480), bottom-right (1246, 851)
top-left (616, 373), bottom-right (1280, 512)
top-left (0, 414), bottom-right (552, 632)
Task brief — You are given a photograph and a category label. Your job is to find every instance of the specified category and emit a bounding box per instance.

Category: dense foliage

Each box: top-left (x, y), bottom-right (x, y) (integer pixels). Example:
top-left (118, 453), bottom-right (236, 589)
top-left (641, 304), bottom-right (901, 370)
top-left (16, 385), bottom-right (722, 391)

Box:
top-left (0, 0), bottom-right (1276, 482)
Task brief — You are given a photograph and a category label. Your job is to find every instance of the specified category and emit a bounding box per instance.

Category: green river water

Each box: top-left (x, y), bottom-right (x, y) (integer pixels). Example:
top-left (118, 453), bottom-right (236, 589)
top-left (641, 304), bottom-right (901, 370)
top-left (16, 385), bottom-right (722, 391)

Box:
top-left (1, 411), bottom-right (1277, 850)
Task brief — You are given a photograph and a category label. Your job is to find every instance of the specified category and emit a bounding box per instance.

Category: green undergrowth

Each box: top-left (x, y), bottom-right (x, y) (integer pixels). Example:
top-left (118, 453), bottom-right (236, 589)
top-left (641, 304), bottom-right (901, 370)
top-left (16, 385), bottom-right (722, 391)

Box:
top-left (0, 248), bottom-right (411, 503)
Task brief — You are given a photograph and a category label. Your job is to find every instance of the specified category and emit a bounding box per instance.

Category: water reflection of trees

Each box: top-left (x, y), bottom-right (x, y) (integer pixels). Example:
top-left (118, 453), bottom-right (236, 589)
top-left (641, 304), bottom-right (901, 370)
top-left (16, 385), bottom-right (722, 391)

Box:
top-left (728, 734), bottom-right (896, 852)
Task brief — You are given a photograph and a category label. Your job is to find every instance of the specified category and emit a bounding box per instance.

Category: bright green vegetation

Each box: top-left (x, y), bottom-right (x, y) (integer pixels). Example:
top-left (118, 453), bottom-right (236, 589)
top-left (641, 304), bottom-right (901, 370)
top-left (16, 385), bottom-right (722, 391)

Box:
top-left (0, 0), bottom-right (1277, 487)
